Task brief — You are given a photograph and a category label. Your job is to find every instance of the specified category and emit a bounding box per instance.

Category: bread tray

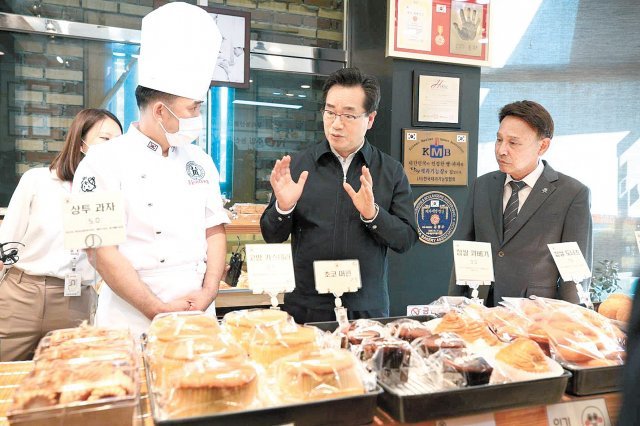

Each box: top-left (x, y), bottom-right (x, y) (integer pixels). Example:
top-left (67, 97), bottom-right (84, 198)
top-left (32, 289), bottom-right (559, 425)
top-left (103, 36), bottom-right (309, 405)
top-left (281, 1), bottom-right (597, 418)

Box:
top-left (142, 351), bottom-right (381, 426)
top-left (564, 364), bottom-right (623, 396)
top-left (378, 370), bottom-right (571, 423)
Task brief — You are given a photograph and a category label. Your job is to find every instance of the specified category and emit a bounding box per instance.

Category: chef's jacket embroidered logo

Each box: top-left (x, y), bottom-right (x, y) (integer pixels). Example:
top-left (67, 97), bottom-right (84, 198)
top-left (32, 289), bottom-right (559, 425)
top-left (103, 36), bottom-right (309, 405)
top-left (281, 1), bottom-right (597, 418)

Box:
top-left (80, 176), bottom-right (96, 192)
top-left (147, 141), bottom-right (158, 151)
top-left (186, 161), bottom-right (205, 180)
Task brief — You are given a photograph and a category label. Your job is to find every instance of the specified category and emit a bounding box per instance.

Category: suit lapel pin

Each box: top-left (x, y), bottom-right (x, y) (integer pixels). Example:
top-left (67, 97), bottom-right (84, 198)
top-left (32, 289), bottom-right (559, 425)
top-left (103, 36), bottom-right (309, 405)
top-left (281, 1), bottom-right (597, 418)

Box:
top-left (542, 188), bottom-right (548, 193)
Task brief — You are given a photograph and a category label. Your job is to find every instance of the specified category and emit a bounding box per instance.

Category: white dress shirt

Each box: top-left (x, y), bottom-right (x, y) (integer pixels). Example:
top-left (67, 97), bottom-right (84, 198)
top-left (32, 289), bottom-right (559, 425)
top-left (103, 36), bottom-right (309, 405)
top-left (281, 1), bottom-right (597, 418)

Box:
top-left (503, 160), bottom-right (545, 213)
top-left (0, 168), bottom-right (95, 283)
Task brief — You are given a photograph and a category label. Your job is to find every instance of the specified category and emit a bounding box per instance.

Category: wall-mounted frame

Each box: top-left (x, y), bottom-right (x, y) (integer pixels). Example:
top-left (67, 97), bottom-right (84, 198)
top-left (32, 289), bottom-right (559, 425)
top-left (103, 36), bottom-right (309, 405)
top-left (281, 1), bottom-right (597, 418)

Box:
top-left (402, 128), bottom-right (468, 186)
top-left (387, 0), bottom-right (491, 67)
top-left (154, 1), bottom-right (251, 89)
top-left (412, 72), bottom-right (462, 128)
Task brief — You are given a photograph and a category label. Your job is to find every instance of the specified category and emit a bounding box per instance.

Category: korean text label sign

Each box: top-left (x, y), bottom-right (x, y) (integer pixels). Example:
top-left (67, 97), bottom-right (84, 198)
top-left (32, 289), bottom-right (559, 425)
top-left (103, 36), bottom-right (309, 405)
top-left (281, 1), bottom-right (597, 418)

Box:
top-left (546, 398), bottom-right (610, 426)
top-left (62, 192), bottom-right (125, 250)
top-left (453, 240), bottom-right (494, 285)
top-left (245, 244), bottom-right (295, 294)
top-left (313, 260), bottom-right (361, 297)
top-left (403, 129), bottom-right (468, 186)
top-left (548, 242), bottom-right (592, 282)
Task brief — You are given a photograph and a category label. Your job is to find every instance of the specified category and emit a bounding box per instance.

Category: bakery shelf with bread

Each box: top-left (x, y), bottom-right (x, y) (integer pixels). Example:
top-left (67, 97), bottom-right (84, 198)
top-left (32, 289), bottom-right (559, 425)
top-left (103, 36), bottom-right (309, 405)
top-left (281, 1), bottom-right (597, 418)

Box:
top-left (7, 324), bottom-right (140, 426)
top-left (142, 309), bottom-right (380, 424)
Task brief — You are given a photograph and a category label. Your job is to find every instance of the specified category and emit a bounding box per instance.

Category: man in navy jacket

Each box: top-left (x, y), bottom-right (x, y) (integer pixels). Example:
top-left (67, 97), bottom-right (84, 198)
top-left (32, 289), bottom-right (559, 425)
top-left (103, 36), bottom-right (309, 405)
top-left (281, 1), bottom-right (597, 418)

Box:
top-left (260, 68), bottom-right (418, 324)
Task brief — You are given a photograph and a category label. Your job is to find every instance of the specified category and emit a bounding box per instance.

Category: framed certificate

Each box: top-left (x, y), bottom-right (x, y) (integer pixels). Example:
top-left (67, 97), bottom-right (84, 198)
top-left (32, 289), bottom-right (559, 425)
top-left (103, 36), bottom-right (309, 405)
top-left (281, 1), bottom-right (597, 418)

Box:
top-left (412, 72), bottom-right (462, 127)
top-left (387, 0), bottom-right (491, 67)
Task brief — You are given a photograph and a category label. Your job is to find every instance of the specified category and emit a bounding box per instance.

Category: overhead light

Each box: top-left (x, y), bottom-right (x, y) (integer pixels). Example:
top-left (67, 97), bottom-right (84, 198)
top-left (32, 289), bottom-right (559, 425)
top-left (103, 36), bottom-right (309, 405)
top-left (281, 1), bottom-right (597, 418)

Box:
top-left (300, 84), bottom-right (310, 89)
top-left (272, 92), bottom-right (281, 95)
top-left (113, 52), bottom-right (126, 57)
top-left (285, 93), bottom-right (294, 97)
top-left (233, 100), bottom-right (302, 110)
top-left (249, 79), bottom-right (253, 83)
top-left (0, 51), bottom-right (4, 56)
top-left (131, 53), bottom-right (139, 58)
top-left (56, 56), bottom-right (64, 64)
top-left (298, 94), bottom-right (306, 98)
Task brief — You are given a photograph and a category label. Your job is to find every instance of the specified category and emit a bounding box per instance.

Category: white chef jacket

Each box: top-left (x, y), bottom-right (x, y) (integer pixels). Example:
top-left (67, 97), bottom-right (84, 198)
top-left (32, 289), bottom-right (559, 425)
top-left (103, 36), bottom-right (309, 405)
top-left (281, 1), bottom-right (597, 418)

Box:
top-left (0, 168), bottom-right (96, 284)
top-left (72, 123), bottom-right (230, 334)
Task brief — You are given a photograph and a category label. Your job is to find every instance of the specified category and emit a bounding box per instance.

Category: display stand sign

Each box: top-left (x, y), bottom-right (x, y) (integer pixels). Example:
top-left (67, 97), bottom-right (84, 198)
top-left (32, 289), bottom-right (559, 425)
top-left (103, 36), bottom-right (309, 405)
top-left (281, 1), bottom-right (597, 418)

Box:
top-left (453, 240), bottom-right (494, 301)
top-left (635, 230), bottom-right (640, 254)
top-left (246, 244), bottom-right (295, 307)
top-left (407, 305), bottom-right (431, 316)
top-left (62, 192), bottom-right (126, 250)
top-left (546, 398), bottom-right (610, 426)
top-left (314, 260), bottom-right (361, 326)
top-left (548, 242), bottom-right (592, 306)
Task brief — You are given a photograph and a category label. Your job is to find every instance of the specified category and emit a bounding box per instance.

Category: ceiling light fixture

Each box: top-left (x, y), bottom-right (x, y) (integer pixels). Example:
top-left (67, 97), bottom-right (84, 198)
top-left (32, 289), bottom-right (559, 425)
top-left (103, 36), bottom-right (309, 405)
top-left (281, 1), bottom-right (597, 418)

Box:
top-left (300, 84), bottom-right (310, 89)
top-left (233, 100), bottom-right (302, 110)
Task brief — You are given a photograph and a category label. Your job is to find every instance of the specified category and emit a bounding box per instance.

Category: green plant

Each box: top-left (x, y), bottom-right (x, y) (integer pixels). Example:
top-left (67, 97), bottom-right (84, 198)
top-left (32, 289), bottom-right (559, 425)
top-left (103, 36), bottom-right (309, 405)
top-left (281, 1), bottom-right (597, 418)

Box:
top-left (590, 260), bottom-right (621, 303)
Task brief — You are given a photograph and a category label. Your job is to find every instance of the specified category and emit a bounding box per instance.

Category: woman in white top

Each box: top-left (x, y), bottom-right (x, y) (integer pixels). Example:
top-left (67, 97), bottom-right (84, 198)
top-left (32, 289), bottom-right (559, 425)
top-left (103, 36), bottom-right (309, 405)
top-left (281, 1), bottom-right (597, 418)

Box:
top-left (0, 109), bottom-right (122, 361)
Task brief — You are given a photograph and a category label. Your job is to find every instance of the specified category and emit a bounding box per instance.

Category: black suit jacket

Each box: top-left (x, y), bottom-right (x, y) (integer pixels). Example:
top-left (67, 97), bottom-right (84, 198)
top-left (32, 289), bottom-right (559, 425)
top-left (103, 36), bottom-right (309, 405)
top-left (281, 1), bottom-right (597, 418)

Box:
top-left (449, 161), bottom-right (593, 305)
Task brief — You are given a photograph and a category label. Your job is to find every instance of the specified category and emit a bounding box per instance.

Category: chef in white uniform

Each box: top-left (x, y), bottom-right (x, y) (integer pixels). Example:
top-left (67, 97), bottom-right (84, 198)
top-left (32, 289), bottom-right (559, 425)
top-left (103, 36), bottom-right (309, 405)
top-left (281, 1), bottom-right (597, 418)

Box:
top-left (72, 2), bottom-right (229, 336)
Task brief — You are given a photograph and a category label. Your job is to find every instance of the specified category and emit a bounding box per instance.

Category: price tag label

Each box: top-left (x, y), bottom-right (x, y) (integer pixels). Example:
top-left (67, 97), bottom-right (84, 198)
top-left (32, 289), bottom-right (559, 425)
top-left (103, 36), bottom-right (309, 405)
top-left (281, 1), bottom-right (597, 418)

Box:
top-left (546, 398), bottom-right (610, 426)
top-left (548, 242), bottom-right (591, 282)
top-left (635, 231), bottom-right (640, 254)
top-left (245, 244), bottom-right (295, 294)
top-left (434, 412), bottom-right (495, 426)
top-left (453, 240), bottom-right (494, 285)
top-left (62, 192), bottom-right (125, 250)
top-left (313, 260), bottom-right (361, 297)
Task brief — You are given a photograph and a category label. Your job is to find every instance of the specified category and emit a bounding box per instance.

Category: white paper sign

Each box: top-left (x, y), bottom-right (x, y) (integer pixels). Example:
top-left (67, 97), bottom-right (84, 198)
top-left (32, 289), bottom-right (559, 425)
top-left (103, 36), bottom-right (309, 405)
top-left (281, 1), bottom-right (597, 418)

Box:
top-left (313, 260), bottom-right (361, 297)
top-left (245, 244), bottom-right (295, 294)
top-left (62, 192), bottom-right (125, 250)
top-left (546, 398), bottom-right (610, 426)
top-left (635, 231), bottom-right (640, 254)
top-left (453, 240), bottom-right (494, 284)
top-left (435, 412), bottom-right (495, 426)
top-left (548, 242), bottom-right (591, 282)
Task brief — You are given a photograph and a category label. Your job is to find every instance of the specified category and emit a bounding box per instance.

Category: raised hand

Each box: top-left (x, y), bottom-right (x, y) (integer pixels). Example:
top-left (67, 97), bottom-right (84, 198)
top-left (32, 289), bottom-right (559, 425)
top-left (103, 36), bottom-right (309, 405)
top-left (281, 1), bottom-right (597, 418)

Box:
top-left (270, 155), bottom-right (309, 211)
top-left (453, 7), bottom-right (480, 41)
top-left (343, 166), bottom-right (376, 220)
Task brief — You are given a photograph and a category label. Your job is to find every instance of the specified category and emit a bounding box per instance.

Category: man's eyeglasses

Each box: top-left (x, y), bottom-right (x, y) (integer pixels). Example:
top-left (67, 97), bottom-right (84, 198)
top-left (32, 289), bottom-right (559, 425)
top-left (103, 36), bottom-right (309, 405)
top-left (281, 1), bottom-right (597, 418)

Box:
top-left (0, 242), bottom-right (24, 266)
top-left (321, 109), bottom-right (368, 123)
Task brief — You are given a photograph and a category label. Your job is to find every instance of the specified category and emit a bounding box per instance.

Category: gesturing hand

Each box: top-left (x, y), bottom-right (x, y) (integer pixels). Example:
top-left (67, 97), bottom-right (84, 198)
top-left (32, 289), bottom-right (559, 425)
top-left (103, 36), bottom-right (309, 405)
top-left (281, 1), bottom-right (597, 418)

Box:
top-left (453, 7), bottom-right (480, 41)
top-left (270, 155), bottom-right (309, 211)
top-left (343, 166), bottom-right (376, 220)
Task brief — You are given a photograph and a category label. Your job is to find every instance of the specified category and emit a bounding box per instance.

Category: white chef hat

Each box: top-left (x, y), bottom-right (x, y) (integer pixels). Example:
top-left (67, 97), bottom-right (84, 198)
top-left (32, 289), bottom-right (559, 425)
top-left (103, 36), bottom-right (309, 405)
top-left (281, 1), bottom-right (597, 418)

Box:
top-left (138, 2), bottom-right (222, 101)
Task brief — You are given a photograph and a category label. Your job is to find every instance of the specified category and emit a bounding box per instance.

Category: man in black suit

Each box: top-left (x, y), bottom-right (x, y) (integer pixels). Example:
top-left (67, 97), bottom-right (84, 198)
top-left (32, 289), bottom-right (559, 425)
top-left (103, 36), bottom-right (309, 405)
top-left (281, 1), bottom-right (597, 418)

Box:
top-left (449, 100), bottom-right (592, 306)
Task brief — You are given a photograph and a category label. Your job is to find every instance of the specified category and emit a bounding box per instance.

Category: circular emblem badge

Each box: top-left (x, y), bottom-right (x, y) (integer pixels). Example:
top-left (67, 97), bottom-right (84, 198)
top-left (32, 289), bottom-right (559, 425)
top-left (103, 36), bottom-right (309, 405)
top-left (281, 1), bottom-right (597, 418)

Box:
top-left (186, 161), bottom-right (205, 180)
top-left (414, 191), bottom-right (458, 245)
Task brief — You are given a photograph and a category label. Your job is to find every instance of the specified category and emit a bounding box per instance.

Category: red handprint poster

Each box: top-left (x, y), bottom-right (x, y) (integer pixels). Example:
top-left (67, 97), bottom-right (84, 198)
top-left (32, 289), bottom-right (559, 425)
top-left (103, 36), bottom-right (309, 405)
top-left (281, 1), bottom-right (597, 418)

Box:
top-left (387, 0), bottom-right (491, 66)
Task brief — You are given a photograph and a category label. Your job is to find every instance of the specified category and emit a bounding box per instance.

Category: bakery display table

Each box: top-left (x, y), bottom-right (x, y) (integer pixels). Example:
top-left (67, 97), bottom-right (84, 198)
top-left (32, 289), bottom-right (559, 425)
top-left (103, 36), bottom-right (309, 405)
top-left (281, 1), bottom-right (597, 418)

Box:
top-left (0, 361), bottom-right (622, 426)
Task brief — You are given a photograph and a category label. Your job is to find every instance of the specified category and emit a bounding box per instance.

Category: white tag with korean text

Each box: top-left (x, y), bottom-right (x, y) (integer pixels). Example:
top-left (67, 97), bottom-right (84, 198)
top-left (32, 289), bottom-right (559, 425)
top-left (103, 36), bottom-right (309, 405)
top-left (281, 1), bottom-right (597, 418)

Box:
top-left (548, 242), bottom-right (591, 282)
top-left (453, 240), bottom-right (494, 285)
top-left (63, 192), bottom-right (125, 250)
top-left (246, 244), bottom-right (295, 294)
top-left (314, 260), bottom-right (361, 297)
top-left (546, 398), bottom-right (610, 426)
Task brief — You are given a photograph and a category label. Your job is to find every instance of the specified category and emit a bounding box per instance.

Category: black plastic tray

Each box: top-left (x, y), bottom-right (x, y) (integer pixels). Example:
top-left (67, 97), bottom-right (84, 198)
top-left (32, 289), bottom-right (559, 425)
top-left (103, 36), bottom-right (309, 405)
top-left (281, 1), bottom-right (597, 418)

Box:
top-left (564, 364), bottom-right (623, 396)
top-left (378, 371), bottom-right (571, 423)
top-left (143, 356), bottom-right (382, 426)
top-left (306, 315), bottom-right (435, 332)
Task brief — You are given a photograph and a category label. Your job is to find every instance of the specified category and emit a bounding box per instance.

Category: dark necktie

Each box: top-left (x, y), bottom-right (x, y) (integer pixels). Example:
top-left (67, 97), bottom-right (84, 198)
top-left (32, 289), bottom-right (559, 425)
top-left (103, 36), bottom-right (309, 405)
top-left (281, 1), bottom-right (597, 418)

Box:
top-left (503, 180), bottom-right (527, 236)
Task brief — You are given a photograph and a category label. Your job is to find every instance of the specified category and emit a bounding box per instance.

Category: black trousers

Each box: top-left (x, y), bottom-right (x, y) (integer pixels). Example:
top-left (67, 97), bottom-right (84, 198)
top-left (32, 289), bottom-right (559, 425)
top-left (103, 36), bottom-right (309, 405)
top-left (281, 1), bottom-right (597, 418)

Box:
top-left (283, 301), bottom-right (387, 324)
